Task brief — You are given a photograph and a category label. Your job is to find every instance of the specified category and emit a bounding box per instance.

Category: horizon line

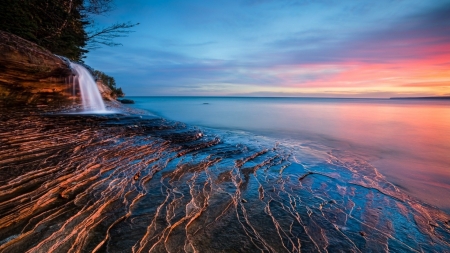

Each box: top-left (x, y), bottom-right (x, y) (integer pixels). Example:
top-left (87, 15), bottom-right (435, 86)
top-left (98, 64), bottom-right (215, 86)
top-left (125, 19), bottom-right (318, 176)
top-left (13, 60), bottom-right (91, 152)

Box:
top-left (123, 95), bottom-right (450, 100)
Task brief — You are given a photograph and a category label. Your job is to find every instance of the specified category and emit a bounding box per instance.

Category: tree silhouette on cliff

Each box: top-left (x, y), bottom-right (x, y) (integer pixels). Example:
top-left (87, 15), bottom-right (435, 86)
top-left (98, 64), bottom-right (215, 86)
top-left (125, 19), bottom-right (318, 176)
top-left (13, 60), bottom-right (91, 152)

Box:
top-left (0, 0), bottom-right (138, 61)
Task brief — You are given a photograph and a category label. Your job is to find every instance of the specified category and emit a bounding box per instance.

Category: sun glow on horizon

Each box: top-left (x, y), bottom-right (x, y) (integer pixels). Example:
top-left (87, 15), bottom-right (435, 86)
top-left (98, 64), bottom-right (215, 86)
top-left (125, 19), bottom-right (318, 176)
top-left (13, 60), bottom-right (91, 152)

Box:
top-left (86, 0), bottom-right (450, 97)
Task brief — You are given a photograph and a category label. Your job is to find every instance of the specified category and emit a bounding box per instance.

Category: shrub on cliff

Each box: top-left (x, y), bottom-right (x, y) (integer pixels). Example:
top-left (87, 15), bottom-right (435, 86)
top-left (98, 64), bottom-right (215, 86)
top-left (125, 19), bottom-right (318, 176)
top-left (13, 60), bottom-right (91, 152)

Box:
top-left (93, 70), bottom-right (125, 97)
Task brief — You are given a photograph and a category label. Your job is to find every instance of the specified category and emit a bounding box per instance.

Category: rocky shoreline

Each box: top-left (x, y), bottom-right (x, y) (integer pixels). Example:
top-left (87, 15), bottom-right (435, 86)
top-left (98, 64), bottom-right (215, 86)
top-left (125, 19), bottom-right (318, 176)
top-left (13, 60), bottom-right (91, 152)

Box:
top-left (0, 101), bottom-right (450, 252)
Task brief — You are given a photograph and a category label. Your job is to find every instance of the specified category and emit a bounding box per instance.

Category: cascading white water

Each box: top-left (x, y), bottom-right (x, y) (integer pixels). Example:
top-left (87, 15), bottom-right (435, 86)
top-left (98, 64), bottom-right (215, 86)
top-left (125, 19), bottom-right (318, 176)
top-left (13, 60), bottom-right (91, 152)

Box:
top-left (70, 62), bottom-right (107, 112)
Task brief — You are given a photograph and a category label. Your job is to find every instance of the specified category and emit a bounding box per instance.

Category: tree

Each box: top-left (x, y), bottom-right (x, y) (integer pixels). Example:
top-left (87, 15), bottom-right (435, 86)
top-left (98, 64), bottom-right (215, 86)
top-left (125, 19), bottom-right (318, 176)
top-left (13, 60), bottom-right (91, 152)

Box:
top-left (92, 69), bottom-right (125, 97)
top-left (85, 22), bottom-right (139, 49)
top-left (0, 0), bottom-right (138, 61)
top-left (0, 0), bottom-right (88, 60)
top-left (115, 87), bottom-right (125, 97)
top-left (80, 0), bottom-right (139, 50)
top-left (0, 0), bottom-right (132, 95)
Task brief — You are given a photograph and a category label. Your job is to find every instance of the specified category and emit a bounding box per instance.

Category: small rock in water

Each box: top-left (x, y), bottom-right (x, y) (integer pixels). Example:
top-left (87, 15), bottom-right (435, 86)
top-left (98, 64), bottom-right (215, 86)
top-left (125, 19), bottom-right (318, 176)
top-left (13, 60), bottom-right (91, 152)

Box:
top-left (118, 99), bottom-right (135, 104)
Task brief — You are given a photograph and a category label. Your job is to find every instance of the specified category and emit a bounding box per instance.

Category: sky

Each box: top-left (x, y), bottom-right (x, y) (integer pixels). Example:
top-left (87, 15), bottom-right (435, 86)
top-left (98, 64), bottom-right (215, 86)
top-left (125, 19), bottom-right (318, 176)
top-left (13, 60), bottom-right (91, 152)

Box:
top-left (85, 0), bottom-right (450, 97)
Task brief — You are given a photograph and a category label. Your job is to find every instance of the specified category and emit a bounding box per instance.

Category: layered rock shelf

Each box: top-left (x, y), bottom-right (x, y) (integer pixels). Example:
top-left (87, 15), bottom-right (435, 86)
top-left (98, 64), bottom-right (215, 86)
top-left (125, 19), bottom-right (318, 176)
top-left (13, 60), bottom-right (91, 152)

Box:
top-left (0, 105), bottom-right (449, 252)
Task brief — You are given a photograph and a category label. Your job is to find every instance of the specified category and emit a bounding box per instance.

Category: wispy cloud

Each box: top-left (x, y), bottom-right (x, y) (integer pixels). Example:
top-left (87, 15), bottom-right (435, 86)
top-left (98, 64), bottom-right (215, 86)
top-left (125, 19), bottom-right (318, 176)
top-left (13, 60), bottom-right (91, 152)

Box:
top-left (86, 0), bottom-right (450, 97)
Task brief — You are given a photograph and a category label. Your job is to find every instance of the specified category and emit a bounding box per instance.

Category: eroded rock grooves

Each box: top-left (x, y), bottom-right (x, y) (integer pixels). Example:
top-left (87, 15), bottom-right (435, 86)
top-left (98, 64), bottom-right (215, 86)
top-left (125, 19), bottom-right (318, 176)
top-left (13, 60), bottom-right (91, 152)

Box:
top-left (0, 105), bottom-right (449, 253)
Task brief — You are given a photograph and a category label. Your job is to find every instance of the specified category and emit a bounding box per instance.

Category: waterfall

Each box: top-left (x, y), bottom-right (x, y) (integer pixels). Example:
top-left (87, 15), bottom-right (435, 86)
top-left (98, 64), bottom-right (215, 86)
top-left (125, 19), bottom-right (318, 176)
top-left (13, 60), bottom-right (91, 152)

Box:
top-left (70, 62), bottom-right (107, 112)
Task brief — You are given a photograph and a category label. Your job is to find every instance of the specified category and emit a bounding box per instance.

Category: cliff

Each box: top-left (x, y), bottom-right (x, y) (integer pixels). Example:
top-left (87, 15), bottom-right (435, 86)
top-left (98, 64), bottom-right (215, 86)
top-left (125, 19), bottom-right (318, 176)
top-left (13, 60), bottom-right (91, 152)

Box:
top-left (96, 79), bottom-right (115, 101)
top-left (0, 30), bottom-right (114, 106)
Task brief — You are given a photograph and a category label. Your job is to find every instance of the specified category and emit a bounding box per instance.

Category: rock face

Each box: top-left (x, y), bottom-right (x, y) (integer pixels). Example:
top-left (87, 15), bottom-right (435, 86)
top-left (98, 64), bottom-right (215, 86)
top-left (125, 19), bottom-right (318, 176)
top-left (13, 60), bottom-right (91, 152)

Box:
top-left (0, 30), bottom-right (72, 105)
top-left (0, 30), bottom-right (113, 106)
top-left (96, 79), bottom-right (115, 101)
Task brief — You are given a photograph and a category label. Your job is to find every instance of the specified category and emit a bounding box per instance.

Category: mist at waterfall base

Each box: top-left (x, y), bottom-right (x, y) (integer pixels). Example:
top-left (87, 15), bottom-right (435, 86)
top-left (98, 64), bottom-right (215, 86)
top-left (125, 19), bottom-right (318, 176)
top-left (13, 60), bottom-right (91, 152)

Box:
top-left (70, 62), bottom-right (108, 113)
top-left (127, 96), bottom-right (450, 211)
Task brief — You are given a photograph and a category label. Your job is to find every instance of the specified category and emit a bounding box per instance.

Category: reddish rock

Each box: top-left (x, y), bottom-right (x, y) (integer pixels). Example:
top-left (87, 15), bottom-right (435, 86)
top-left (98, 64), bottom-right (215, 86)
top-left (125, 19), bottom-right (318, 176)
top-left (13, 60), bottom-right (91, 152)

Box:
top-left (96, 79), bottom-right (115, 101)
top-left (0, 30), bottom-right (73, 105)
top-left (0, 30), bottom-right (114, 106)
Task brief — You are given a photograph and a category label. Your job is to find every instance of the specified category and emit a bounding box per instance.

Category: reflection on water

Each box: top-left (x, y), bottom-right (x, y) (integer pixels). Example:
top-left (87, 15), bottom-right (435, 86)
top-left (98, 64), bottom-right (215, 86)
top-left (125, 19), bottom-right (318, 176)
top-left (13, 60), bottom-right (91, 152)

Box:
top-left (128, 97), bottom-right (450, 211)
top-left (0, 104), bottom-right (449, 252)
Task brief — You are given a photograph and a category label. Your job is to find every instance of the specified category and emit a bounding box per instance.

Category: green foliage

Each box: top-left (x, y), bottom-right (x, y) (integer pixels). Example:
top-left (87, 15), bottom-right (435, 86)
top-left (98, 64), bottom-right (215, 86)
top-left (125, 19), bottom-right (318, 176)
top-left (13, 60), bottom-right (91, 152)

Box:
top-left (93, 70), bottom-right (125, 97)
top-left (0, 0), bottom-right (88, 61)
top-left (0, 0), bottom-right (137, 61)
top-left (115, 87), bottom-right (124, 97)
top-left (0, 0), bottom-right (134, 96)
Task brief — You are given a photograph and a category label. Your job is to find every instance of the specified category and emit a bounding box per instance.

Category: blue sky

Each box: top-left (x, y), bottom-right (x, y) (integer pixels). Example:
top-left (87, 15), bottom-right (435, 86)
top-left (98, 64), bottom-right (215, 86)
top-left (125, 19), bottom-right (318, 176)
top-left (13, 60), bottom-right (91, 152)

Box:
top-left (85, 0), bottom-right (450, 97)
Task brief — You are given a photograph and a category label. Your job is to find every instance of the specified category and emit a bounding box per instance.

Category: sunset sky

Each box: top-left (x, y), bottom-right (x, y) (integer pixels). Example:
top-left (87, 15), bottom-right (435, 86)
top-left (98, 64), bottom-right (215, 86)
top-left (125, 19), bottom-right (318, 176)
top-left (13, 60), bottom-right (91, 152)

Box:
top-left (85, 0), bottom-right (450, 97)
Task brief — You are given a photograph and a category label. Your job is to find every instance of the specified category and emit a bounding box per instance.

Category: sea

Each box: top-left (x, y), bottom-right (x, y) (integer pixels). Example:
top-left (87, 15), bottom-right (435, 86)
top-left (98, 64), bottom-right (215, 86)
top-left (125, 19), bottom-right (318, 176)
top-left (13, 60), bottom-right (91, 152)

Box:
top-left (126, 96), bottom-right (450, 212)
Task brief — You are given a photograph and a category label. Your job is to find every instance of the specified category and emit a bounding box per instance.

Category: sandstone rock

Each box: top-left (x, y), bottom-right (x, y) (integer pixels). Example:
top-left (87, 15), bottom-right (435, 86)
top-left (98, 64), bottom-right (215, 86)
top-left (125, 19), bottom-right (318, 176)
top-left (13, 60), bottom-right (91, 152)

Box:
top-left (0, 30), bottom-right (115, 106)
top-left (0, 30), bottom-right (73, 105)
top-left (96, 79), bottom-right (115, 101)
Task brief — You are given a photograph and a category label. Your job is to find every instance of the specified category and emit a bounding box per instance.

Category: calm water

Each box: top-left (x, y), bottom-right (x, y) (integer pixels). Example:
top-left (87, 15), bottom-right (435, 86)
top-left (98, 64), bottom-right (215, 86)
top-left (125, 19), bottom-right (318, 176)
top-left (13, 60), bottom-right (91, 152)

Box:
top-left (3, 104), bottom-right (450, 251)
top-left (126, 96), bottom-right (450, 211)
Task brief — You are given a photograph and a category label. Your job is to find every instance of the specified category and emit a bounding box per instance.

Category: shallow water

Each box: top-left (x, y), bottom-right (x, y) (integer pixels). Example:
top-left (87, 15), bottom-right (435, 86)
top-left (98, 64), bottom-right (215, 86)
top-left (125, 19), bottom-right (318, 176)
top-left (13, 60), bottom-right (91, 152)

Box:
top-left (126, 97), bottom-right (450, 211)
top-left (0, 103), bottom-right (449, 252)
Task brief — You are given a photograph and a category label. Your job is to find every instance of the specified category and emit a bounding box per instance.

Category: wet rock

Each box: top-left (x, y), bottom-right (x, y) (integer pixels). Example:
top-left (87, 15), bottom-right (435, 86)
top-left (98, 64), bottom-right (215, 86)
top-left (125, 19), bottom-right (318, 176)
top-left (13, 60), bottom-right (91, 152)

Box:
top-left (0, 106), bottom-right (449, 252)
top-left (429, 221), bottom-right (439, 227)
top-left (118, 99), bottom-right (135, 104)
top-left (59, 193), bottom-right (69, 200)
top-left (299, 171), bottom-right (313, 180)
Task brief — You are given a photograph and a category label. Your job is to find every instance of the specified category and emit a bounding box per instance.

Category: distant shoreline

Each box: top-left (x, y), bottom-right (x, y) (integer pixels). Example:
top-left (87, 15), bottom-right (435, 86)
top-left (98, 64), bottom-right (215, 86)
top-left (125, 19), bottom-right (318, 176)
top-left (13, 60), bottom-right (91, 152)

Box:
top-left (390, 96), bottom-right (450, 100)
top-left (124, 95), bottom-right (450, 100)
